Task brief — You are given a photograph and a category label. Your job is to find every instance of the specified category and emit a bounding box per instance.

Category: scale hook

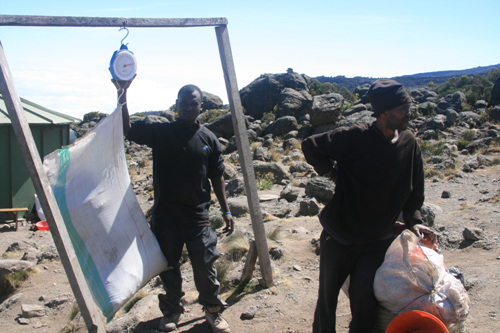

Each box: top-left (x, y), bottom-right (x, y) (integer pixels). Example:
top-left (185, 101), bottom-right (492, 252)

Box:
top-left (119, 26), bottom-right (129, 45)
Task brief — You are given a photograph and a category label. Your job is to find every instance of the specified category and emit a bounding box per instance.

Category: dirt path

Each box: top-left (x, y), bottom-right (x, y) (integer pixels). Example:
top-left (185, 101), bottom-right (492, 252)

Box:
top-left (0, 166), bottom-right (499, 332)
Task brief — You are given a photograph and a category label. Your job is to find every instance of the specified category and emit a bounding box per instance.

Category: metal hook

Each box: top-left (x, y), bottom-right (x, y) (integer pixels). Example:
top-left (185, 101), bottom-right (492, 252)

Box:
top-left (119, 26), bottom-right (129, 45)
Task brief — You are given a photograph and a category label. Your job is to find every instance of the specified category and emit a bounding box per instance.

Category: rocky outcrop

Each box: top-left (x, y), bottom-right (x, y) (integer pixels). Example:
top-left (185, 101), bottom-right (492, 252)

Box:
top-left (239, 72), bottom-right (313, 119)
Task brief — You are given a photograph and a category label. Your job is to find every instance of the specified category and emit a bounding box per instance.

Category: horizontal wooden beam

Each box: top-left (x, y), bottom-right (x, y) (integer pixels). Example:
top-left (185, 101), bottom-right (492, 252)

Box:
top-left (0, 15), bottom-right (227, 28)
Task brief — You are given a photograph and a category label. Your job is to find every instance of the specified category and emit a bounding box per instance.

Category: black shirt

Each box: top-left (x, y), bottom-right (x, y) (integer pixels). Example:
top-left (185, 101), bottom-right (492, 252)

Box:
top-left (127, 120), bottom-right (225, 227)
top-left (302, 121), bottom-right (424, 245)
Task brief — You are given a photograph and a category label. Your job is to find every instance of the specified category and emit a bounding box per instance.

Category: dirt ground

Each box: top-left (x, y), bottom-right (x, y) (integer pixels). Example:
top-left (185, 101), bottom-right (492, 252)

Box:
top-left (0, 164), bottom-right (499, 332)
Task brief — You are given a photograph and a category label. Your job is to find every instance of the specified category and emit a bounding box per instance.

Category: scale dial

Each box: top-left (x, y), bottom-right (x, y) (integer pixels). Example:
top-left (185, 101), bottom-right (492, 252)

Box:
top-left (110, 47), bottom-right (137, 81)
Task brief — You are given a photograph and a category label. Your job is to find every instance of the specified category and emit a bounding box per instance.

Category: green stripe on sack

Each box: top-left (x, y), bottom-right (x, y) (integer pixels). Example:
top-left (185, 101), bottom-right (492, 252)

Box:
top-left (53, 147), bottom-right (114, 319)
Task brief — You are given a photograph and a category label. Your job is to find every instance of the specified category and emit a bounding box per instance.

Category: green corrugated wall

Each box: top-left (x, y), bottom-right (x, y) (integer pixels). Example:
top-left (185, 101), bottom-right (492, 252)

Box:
top-left (0, 124), bottom-right (70, 221)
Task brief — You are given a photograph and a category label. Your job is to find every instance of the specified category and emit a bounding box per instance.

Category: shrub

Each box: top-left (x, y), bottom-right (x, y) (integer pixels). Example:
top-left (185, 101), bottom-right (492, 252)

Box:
top-left (209, 207), bottom-right (225, 230)
top-left (215, 259), bottom-right (231, 291)
top-left (256, 172), bottom-right (275, 190)
top-left (267, 226), bottom-right (281, 241)
top-left (224, 231), bottom-right (250, 261)
top-left (456, 140), bottom-right (471, 151)
top-left (424, 168), bottom-right (441, 179)
top-left (461, 130), bottom-right (476, 141)
top-left (262, 111), bottom-right (275, 123)
top-left (123, 290), bottom-right (147, 313)
top-left (0, 269), bottom-right (32, 296)
top-left (199, 109), bottom-right (229, 124)
top-left (82, 111), bottom-right (107, 123)
top-left (420, 140), bottom-right (446, 157)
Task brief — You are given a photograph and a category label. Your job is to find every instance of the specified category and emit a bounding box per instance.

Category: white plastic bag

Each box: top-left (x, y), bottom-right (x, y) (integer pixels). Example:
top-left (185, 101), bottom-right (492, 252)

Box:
top-left (374, 230), bottom-right (469, 325)
top-left (43, 105), bottom-right (168, 320)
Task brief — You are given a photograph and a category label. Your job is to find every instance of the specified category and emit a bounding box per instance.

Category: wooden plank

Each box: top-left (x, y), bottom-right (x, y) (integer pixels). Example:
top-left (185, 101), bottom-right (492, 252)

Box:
top-left (0, 41), bottom-right (105, 332)
top-left (240, 240), bottom-right (258, 282)
top-left (0, 15), bottom-right (227, 28)
top-left (215, 25), bottom-right (274, 287)
top-left (0, 207), bottom-right (28, 213)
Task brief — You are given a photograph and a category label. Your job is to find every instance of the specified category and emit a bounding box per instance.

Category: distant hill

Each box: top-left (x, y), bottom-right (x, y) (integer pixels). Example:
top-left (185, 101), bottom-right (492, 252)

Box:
top-left (315, 63), bottom-right (500, 91)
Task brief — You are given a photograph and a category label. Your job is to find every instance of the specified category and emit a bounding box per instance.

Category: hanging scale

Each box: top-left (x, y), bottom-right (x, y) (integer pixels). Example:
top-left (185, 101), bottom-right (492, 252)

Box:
top-left (109, 26), bottom-right (137, 81)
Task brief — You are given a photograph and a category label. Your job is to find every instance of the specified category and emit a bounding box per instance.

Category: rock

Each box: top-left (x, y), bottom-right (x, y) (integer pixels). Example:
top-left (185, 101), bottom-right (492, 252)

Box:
top-left (262, 116), bottom-right (299, 138)
top-left (463, 227), bottom-right (484, 241)
top-left (280, 185), bottom-right (301, 202)
top-left (0, 293), bottom-right (23, 312)
top-left (462, 156), bottom-right (479, 172)
top-left (202, 91), bottom-right (224, 110)
top-left (437, 91), bottom-right (466, 113)
top-left (21, 304), bottom-right (46, 318)
top-left (223, 163), bottom-right (237, 180)
top-left (441, 191), bottom-right (452, 198)
top-left (292, 226), bottom-right (310, 234)
top-left (489, 76), bottom-right (500, 106)
top-left (343, 103), bottom-right (367, 116)
top-left (253, 161), bottom-right (291, 185)
top-left (205, 112), bottom-right (236, 139)
top-left (105, 294), bottom-right (163, 333)
top-left (304, 177), bottom-right (335, 204)
top-left (40, 245), bottom-right (59, 261)
top-left (310, 93), bottom-right (344, 126)
top-left (293, 265), bottom-right (302, 271)
top-left (289, 162), bottom-right (314, 176)
top-left (44, 293), bottom-right (72, 308)
top-left (269, 247), bottom-right (284, 260)
top-left (298, 198), bottom-right (321, 216)
top-left (260, 194), bottom-right (279, 202)
top-left (489, 105), bottom-right (500, 121)
top-left (276, 87), bottom-right (313, 119)
top-left (226, 177), bottom-right (246, 197)
top-left (313, 110), bottom-right (375, 135)
top-left (240, 73), bottom-right (312, 119)
top-left (240, 306), bottom-right (258, 320)
top-left (0, 259), bottom-right (34, 275)
top-left (227, 197), bottom-right (249, 217)
top-left (459, 111), bottom-right (481, 127)
top-left (420, 204), bottom-right (436, 227)
top-left (17, 317), bottom-right (30, 325)
top-left (253, 146), bottom-right (272, 162)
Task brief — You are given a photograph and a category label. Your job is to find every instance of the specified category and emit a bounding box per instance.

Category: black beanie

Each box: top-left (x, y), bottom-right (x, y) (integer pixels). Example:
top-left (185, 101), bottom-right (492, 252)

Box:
top-left (367, 79), bottom-right (411, 116)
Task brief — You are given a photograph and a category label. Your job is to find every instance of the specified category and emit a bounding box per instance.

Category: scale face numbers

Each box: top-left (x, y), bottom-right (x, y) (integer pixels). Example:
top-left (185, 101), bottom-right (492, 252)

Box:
top-left (110, 46), bottom-right (137, 81)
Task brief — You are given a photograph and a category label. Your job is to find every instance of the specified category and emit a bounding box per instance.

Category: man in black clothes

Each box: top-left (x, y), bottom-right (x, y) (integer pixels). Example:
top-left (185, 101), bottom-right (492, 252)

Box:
top-left (302, 79), bottom-right (433, 332)
top-left (114, 80), bottom-right (233, 333)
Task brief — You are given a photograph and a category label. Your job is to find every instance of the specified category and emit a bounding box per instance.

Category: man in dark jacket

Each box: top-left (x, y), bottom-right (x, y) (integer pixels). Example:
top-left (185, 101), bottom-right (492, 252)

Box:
top-left (302, 79), bottom-right (432, 332)
top-left (114, 80), bottom-right (233, 333)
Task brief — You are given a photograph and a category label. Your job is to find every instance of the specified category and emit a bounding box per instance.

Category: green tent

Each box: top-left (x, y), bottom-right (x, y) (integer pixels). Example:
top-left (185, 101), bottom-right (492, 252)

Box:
top-left (0, 94), bottom-right (80, 222)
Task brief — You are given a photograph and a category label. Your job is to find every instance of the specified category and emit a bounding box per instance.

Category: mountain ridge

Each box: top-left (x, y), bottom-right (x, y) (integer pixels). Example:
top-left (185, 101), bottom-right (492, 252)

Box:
top-left (315, 63), bottom-right (500, 91)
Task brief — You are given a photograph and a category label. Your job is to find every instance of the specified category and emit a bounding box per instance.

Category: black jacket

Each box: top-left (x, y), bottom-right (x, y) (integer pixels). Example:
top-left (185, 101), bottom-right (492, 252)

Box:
top-left (302, 122), bottom-right (424, 245)
top-left (127, 120), bottom-right (225, 227)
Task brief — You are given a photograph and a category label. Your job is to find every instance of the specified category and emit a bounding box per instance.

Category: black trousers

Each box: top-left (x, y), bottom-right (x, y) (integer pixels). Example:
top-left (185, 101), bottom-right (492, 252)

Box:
top-left (313, 230), bottom-right (394, 333)
top-left (152, 216), bottom-right (226, 315)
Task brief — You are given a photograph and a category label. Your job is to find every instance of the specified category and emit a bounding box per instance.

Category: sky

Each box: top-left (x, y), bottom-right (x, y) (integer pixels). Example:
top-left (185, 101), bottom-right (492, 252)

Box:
top-left (1, 0), bottom-right (499, 120)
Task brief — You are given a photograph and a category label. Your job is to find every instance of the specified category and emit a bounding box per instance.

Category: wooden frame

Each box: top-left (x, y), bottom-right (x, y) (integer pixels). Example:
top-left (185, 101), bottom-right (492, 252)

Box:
top-left (0, 14), bottom-right (273, 332)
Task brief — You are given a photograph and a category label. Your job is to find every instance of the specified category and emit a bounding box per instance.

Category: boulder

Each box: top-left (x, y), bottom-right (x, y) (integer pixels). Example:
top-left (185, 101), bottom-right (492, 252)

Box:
top-left (253, 161), bottom-right (291, 185)
top-left (310, 93), bottom-right (344, 126)
top-left (489, 105), bottom-right (500, 122)
top-left (202, 91), bottom-right (224, 110)
top-left (240, 73), bottom-right (312, 119)
top-left (262, 116), bottom-right (299, 137)
top-left (437, 91), bottom-right (466, 113)
top-left (304, 177), bottom-right (335, 204)
top-left (205, 112), bottom-right (236, 139)
top-left (489, 76), bottom-right (500, 106)
top-left (276, 87), bottom-right (313, 119)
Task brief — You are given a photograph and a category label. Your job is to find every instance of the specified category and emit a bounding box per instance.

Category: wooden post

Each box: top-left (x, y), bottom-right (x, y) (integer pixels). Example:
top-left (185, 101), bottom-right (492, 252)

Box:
top-left (0, 15), bottom-right (274, 319)
top-left (0, 41), bottom-right (106, 332)
top-left (215, 25), bottom-right (274, 287)
top-left (240, 240), bottom-right (258, 282)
